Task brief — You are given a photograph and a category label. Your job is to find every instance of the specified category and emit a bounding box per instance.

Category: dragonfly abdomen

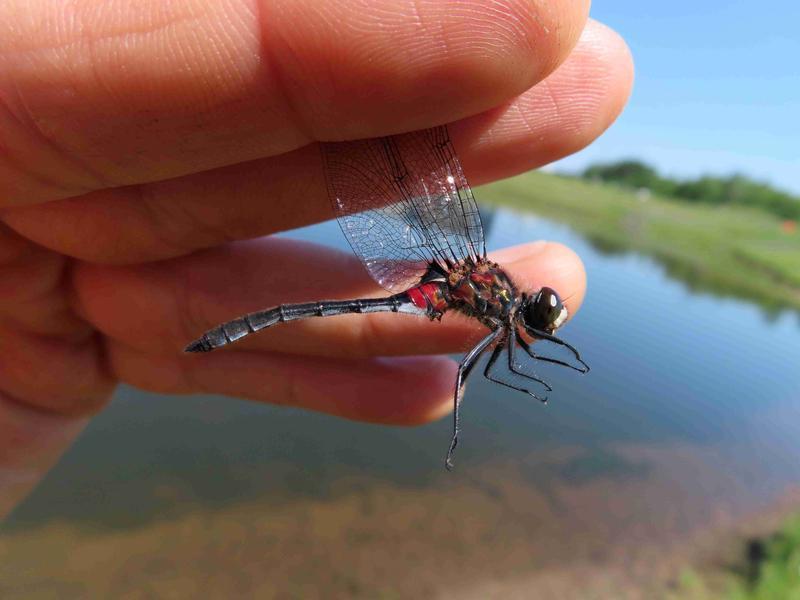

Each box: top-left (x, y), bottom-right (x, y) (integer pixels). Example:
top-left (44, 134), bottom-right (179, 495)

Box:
top-left (185, 295), bottom-right (428, 353)
top-left (406, 282), bottom-right (450, 317)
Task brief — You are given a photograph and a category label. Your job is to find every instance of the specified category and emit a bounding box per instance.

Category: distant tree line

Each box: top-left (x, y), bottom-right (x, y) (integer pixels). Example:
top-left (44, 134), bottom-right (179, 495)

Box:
top-left (581, 160), bottom-right (800, 221)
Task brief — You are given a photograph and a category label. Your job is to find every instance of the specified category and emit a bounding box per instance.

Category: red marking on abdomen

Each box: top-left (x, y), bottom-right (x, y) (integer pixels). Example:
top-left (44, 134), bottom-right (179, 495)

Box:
top-left (408, 283), bottom-right (448, 312)
top-left (407, 287), bottom-right (428, 310)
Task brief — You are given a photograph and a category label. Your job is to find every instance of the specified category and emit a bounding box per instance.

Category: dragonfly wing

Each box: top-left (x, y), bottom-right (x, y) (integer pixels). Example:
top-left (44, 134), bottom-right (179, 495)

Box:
top-left (322, 125), bottom-right (486, 292)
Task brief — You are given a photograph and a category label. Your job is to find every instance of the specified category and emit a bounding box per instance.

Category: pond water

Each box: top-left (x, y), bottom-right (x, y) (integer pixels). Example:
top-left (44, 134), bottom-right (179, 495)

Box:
top-left (5, 208), bottom-right (800, 597)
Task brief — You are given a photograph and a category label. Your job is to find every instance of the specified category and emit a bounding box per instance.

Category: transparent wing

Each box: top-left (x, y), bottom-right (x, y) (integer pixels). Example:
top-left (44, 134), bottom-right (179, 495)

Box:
top-left (321, 125), bottom-right (486, 292)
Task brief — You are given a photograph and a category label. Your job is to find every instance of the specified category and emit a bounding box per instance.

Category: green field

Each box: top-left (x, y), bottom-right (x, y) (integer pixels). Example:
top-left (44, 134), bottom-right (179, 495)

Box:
top-left (479, 172), bottom-right (800, 313)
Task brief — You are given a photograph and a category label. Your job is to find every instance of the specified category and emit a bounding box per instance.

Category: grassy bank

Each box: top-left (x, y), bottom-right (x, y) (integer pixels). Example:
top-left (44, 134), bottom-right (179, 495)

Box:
top-left (674, 514), bottom-right (800, 599)
top-left (729, 515), bottom-right (800, 598)
top-left (479, 172), bottom-right (800, 313)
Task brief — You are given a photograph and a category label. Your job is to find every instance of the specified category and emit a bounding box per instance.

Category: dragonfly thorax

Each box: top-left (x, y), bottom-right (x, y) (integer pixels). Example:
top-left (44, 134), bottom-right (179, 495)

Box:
top-left (447, 258), bottom-right (520, 322)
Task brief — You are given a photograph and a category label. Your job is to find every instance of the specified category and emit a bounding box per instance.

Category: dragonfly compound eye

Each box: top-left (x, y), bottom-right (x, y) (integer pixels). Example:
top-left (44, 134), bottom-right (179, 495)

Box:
top-left (525, 287), bottom-right (568, 332)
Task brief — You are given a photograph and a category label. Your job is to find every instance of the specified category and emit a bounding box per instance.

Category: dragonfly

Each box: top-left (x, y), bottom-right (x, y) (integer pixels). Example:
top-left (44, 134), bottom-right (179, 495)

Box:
top-left (185, 125), bottom-right (588, 469)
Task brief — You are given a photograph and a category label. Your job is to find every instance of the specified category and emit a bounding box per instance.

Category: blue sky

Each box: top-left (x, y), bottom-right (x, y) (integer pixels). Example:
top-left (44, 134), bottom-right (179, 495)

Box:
top-left (553, 1), bottom-right (800, 194)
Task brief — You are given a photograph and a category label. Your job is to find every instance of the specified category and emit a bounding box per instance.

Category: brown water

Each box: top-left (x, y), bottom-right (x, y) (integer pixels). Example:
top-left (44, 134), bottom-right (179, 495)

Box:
top-left (3, 211), bottom-right (800, 598)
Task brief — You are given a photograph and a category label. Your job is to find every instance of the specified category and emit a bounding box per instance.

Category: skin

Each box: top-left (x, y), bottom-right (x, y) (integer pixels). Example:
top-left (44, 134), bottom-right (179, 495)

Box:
top-left (0, 0), bottom-right (633, 519)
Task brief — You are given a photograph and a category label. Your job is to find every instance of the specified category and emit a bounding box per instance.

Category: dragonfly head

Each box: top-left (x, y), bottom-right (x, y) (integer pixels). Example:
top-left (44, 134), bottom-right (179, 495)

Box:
top-left (521, 287), bottom-right (568, 334)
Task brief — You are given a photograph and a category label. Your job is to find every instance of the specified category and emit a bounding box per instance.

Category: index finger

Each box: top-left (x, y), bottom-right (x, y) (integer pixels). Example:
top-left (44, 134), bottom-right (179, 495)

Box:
top-left (0, 0), bottom-right (589, 206)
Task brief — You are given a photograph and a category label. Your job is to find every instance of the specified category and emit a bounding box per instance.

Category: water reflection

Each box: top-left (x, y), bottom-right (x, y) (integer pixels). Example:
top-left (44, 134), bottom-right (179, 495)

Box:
top-left (4, 208), bottom-right (800, 597)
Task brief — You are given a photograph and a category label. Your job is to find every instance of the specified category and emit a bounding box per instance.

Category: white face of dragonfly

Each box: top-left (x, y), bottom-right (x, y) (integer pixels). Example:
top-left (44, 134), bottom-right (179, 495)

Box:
top-left (522, 287), bottom-right (568, 333)
top-left (551, 294), bottom-right (569, 329)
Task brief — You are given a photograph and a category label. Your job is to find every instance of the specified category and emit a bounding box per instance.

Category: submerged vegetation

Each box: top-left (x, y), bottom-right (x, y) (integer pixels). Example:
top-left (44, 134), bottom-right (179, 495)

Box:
top-left (479, 171), bottom-right (800, 313)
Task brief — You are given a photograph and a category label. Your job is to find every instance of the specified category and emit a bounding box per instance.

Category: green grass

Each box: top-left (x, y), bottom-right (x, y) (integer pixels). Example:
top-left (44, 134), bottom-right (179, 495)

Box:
top-left (478, 172), bottom-right (800, 313)
top-left (728, 515), bottom-right (800, 599)
top-left (670, 515), bottom-right (800, 599)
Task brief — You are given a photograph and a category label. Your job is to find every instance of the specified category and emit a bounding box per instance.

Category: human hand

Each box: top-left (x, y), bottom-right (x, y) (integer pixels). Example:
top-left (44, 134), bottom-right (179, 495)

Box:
top-left (0, 0), bottom-right (632, 516)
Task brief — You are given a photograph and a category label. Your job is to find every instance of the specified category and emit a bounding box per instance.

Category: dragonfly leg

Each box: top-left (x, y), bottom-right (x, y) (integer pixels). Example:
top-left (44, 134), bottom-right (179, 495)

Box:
top-left (508, 331), bottom-right (553, 392)
top-left (446, 328), bottom-right (503, 471)
top-left (483, 334), bottom-right (548, 403)
top-left (521, 327), bottom-right (590, 373)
